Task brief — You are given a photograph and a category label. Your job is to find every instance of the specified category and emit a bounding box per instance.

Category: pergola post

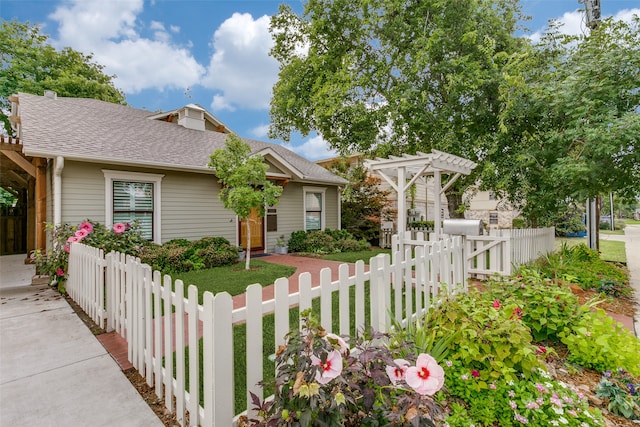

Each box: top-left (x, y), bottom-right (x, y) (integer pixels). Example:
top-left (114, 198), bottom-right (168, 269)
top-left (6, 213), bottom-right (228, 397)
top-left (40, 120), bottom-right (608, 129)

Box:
top-left (365, 150), bottom-right (476, 248)
top-left (433, 169), bottom-right (441, 237)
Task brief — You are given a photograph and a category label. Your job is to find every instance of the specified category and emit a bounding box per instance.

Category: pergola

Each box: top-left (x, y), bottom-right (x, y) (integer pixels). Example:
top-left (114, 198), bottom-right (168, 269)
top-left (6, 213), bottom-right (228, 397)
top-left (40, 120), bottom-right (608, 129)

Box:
top-left (364, 150), bottom-right (477, 237)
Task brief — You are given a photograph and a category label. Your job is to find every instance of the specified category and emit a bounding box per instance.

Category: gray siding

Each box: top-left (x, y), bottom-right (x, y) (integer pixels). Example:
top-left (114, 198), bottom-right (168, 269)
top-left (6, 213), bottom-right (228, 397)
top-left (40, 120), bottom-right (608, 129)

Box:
top-left (265, 182), bottom-right (304, 251)
top-left (60, 161), bottom-right (105, 225)
top-left (325, 186), bottom-right (340, 230)
top-left (57, 161), bottom-right (341, 249)
top-left (161, 172), bottom-right (236, 243)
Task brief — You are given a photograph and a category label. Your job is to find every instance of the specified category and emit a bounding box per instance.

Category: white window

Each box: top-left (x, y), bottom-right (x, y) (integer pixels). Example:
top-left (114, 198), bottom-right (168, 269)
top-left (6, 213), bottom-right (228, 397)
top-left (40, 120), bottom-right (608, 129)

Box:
top-left (303, 187), bottom-right (326, 231)
top-left (489, 212), bottom-right (499, 224)
top-left (103, 170), bottom-right (164, 243)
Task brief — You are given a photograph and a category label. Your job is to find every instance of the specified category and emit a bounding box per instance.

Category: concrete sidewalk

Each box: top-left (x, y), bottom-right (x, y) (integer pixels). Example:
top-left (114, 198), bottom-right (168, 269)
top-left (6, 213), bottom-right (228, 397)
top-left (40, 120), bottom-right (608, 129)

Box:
top-left (621, 224), bottom-right (640, 336)
top-left (0, 255), bottom-right (162, 427)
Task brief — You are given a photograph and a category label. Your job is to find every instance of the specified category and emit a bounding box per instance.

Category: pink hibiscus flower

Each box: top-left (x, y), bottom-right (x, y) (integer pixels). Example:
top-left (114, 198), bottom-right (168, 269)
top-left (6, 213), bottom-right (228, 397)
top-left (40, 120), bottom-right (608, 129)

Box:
top-left (493, 300), bottom-right (501, 309)
top-left (67, 236), bottom-right (80, 243)
top-left (325, 333), bottom-right (349, 355)
top-left (64, 244), bottom-right (71, 253)
top-left (405, 354), bottom-right (445, 396)
top-left (79, 221), bottom-right (93, 233)
top-left (75, 229), bottom-right (88, 239)
top-left (56, 268), bottom-right (65, 277)
top-left (112, 223), bottom-right (126, 234)
top-left (311, 350), bottom-right (343, 385)
top-left (385, 358), bottom-right (410, 385)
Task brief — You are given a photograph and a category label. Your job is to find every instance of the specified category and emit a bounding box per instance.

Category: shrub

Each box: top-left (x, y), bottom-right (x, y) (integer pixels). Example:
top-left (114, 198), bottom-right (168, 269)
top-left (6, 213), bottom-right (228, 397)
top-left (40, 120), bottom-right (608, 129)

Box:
top-left (512, 217), bottom-right (527, 229)
top-left (286, 229), bottom-right (371, 254)
top-left (560, 309), bottom-right (640, 376)
top-left (31, 219), bottom-right (146, 293)
top-left (249, 313), bottom-right (445, 426)
top-left (426, 291), bottom-right (541, 382)
top-left (198, 243), bottom-right (238, 268)
top-left (483, 270), bottom-right (583, 342)
top-left (138, 236), bottom-right (238, 273)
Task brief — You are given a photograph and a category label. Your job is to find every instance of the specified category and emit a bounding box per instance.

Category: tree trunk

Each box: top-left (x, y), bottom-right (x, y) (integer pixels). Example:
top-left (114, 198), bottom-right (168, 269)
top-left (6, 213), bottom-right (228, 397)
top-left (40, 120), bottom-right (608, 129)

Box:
top-left (446, 192), bottom-right (465, 219)
top-left (245, 219), bottom-right (251, 270)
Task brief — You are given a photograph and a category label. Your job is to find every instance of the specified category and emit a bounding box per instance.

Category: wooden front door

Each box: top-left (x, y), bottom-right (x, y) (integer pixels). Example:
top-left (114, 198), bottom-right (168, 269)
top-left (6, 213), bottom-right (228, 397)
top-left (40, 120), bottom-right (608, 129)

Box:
top-left (239, 208), bottom-right (264, 250)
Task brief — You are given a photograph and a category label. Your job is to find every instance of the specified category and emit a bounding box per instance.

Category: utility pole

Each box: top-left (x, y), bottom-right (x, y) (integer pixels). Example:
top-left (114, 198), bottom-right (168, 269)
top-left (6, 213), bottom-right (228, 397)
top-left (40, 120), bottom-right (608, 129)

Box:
top-left (582, 0), bottom-right (602, 250)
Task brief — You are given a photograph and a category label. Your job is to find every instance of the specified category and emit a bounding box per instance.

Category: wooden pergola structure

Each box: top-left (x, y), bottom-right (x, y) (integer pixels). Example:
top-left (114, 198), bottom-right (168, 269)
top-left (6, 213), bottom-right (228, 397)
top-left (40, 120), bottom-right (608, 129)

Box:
top-left (364, 150), bottom-right (477, 237)
top-left (1, 129), bottom-right (47, 257)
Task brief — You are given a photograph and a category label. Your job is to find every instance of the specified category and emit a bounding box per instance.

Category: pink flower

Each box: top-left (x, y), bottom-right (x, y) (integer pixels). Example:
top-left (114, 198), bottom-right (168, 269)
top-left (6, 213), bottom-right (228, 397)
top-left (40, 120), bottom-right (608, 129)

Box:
top-left (536, 345), bottom-right (547, 355)
top-left (471, 369), bottom-right (480, 378)
top-left (311, 350), bottom-right (343, 385)
top-left (79, 221), bottom-right (93, 233)
top-left (490, 383), bottom-right (497, 390)
top-left (56, 268), bottom-right (64, 277)
top-left (67, 236), bottom-right (80, 243)
top-left (405, 354), bottom-right (445, 396)
top-left (112, 223), bottom-right (126, 234)
top-left (325, 333), bottom-right (349, 355)
top-left (75, 229), bottom-right (88, 239)
top-left (385, 358), bottom-right (410, 385)
top-left (64, 244), bottom-right (71, 253)
top-left (493, 300), bottom-right (501, 309)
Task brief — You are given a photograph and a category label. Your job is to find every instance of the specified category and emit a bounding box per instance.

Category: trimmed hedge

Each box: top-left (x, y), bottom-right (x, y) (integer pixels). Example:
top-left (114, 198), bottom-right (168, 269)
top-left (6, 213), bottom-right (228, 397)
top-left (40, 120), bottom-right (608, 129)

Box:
top-left (288, 229), bottom-right (371, 254)
top-left (140, 236), bottom-right (239, 273)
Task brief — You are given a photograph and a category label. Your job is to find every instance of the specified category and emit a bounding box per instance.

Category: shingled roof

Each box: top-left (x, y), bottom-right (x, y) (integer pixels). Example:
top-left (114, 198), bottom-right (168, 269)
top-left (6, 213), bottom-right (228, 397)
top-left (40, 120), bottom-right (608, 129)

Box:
top-left (16, 92), bottom-right (346, 185)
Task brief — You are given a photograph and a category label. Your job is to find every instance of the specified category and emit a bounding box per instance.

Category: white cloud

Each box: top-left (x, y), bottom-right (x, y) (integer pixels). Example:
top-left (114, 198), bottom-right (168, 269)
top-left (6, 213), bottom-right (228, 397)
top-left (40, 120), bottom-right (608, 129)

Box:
top-left (211, 94), bottom-right (235, 112)
top-left (250, 124), bottom-right (270, 138)
top-left (529, 8), bottom-right (640, 43)
top-left (283, 136), bottom-right (337, 161)
top-left (49, 0), bottom-right (204, 94)
top-left (202, 13), bottom-right (279, 111)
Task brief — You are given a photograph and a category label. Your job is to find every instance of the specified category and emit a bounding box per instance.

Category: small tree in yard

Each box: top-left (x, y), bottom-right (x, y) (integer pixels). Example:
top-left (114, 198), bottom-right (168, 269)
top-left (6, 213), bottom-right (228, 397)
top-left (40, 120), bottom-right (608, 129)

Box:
top-left (208, 134), bottom-right (282, 270)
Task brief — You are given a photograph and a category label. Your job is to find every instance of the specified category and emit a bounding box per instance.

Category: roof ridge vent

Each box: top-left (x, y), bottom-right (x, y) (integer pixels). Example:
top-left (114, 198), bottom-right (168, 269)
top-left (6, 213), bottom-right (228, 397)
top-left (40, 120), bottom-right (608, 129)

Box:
top-left (44, 90), bottom-right (57, 100)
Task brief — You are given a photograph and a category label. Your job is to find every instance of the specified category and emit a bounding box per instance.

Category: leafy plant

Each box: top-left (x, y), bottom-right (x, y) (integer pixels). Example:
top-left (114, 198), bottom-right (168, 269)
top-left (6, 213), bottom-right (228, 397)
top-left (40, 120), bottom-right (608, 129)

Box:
top-left (248, 312), bottom-right (445, 426)
top-left (560, 309), bottom-right (640, 376)
top-left (595, 368), bottom-right (640, 419)
top-left (443, 368), bottom-right (604, 426)
top-left (426, 291), bottom-right (541, 382)
top-left (483, 270), bottom-right (584, 342)
top-left (286, 229), bottom-right (371, 254)
top-left (31, 219), bottom-right (146, 293)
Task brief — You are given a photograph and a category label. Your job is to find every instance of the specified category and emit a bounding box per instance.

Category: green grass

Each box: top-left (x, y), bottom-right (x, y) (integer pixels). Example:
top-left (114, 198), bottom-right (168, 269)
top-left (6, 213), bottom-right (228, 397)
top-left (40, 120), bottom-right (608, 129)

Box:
top-left (321, 248), bottom-right (392, 263)
top-left (625, 219), bottom-right (640, 225)
top-left (555, 237), bottom-right (626, 263)
top-left (600, 229), bottom-right (624, 235)
top-left (599, 240), bottom-right (627, 263)
top-left (172, 260), bottom-right (295, 303)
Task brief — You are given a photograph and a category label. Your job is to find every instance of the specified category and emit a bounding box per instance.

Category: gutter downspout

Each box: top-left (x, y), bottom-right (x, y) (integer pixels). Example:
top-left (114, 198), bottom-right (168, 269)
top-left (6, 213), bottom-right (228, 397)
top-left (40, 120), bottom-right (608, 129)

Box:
top-left (53, 156), bottom-right (64, 226)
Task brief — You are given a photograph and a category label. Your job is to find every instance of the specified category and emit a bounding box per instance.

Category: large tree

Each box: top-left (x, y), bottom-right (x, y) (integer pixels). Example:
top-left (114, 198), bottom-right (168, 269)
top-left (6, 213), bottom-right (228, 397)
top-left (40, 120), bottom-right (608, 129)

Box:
top-left (269, 0), bottom-right (526, 217)
top-left (1, 20), bottom-right (126, 134)
top-left (492, 17), bottom-right (640, 225)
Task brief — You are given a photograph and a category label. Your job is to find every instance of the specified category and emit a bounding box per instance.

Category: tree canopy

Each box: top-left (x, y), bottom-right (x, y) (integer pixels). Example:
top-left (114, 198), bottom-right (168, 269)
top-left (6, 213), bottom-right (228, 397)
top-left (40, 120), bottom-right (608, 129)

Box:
top-left (208, 134), bottom-right (282, 270)
top-left (1, 20), bottom-right (126, 134)
top-left (492, 17), bottom-right (640, 225)
top-left (269, 0), bottom-right (526, 216)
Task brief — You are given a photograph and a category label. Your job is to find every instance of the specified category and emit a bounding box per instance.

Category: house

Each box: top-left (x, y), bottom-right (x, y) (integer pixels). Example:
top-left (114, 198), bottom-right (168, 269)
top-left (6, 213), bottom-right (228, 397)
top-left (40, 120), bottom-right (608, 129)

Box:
top-left (463, 189), bottom-right (521, 229)
top-left (3, 91), bottom-right (347, 255)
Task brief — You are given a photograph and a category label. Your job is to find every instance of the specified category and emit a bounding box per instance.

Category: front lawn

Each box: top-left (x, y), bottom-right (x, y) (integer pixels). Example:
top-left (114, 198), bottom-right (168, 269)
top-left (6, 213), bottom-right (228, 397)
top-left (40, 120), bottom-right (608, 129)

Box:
top-left (320, 248), bottom-right (391, 263)
top-left (172, 259), bottom-right (295, 303)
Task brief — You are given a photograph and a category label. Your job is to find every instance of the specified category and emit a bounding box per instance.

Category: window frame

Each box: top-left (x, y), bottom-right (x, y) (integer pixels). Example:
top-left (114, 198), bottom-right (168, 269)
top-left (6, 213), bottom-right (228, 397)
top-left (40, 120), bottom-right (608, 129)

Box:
top-left (103, 170), bottom-right (164, 243)
top-left (303, 186), bottom-right (327, 231)
top-left (489, 212), bottom-right (499, 225)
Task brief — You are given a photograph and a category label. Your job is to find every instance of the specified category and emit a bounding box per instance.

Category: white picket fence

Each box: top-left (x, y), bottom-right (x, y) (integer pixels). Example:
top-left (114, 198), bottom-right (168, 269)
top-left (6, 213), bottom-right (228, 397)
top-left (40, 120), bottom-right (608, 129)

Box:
top-left (66, 236), bottom-right (465, 426)
top-left (394, 227), bottom-right (555, 279)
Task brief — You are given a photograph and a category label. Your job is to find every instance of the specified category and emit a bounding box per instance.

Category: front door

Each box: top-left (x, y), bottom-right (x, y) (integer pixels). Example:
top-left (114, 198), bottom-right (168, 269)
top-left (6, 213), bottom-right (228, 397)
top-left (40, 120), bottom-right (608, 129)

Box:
top-left (239, 208), bottom-right (264, 250)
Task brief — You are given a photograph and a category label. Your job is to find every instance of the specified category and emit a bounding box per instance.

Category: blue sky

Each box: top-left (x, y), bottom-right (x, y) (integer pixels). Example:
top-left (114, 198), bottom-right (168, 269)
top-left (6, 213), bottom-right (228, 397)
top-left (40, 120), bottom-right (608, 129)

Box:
top-left (2, 0), bottom-right (639, 161)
